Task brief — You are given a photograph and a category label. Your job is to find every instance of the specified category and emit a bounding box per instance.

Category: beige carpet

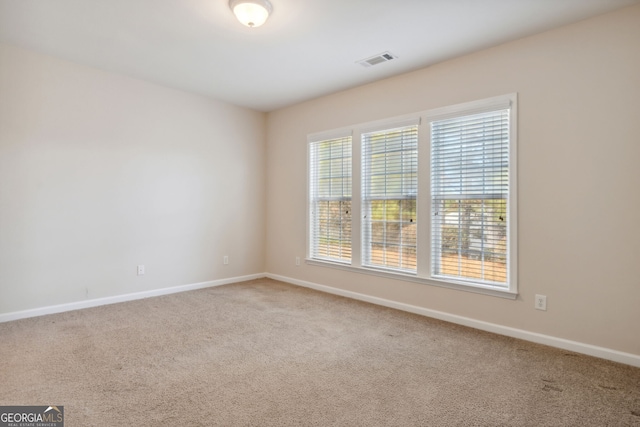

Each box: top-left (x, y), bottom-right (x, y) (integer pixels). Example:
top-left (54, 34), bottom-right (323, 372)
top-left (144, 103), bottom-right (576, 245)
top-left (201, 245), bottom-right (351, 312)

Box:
top-left (1, 278), bottom-right (639, 426)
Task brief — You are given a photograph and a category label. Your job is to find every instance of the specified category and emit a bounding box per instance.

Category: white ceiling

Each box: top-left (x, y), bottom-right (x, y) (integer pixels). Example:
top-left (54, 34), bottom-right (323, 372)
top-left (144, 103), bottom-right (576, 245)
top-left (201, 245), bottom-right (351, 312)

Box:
top-left (1, 0), bottom-right (638, 112)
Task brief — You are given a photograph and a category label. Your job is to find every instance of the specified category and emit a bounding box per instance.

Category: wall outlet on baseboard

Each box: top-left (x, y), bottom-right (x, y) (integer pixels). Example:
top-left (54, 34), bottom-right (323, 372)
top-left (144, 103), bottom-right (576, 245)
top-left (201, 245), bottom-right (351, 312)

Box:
top-left (295, 256), bottom-right (300, 266)
top-left (137, 265), bottom-right (145, 276)
top-left (535, 294), bottom-right (547, 311)
top-left (223, 255), bottom-right (229, 265)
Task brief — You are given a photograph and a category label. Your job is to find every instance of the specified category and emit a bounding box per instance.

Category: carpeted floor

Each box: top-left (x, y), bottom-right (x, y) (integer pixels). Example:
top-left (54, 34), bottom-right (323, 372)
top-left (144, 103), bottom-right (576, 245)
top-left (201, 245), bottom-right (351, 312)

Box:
top-left (1, 278), bottom-right (639, 426)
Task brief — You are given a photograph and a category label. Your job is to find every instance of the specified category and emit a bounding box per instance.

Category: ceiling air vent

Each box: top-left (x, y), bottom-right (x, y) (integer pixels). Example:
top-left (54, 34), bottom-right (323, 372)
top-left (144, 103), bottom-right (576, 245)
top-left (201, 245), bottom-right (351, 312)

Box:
top-left (357, 51), bottom-right (397, 67)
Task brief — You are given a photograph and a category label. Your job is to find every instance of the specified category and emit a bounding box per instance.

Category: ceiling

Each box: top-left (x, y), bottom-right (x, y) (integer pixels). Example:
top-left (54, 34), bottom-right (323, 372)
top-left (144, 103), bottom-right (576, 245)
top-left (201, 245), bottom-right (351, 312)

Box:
top-left (0, 0), bottom-right (638, 112)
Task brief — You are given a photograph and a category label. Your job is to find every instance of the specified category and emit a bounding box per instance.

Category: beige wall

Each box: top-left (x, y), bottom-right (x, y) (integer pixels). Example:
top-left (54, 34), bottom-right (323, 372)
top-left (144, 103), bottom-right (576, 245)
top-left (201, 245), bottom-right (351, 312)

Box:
top-left (0, 43), bottom-right (266, 313)
top-left (266, 5), bottom-right (640, 355)
top-left (1, 5), bottom-right (638, 358)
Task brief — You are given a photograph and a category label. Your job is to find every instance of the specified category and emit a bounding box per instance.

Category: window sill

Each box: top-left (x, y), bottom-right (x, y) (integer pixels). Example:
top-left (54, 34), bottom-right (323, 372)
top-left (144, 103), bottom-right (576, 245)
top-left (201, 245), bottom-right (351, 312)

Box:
top-left (305, 258), bottom-right (517, 300)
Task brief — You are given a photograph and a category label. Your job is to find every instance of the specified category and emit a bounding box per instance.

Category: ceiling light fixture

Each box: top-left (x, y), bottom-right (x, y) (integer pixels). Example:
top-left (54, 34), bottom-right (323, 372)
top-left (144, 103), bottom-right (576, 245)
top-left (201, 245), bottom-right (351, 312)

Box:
top-left (229, 0), bottom-right (273, 28)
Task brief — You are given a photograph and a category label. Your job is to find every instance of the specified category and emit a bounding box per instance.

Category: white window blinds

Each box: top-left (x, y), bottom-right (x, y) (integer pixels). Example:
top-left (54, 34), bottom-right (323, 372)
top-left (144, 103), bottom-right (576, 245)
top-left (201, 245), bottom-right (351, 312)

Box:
top-left (309, 136), bottom-right (352, 263)
top-left (362, 125), bottom-right (418, 272)
top-left (431, 109), bottom-right (510, 286)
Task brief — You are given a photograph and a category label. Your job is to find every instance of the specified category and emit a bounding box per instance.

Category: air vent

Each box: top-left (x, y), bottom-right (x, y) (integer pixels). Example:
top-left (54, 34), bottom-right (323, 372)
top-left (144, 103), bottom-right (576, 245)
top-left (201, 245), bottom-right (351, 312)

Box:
top-left (357, 51), bottom-right (397, 67)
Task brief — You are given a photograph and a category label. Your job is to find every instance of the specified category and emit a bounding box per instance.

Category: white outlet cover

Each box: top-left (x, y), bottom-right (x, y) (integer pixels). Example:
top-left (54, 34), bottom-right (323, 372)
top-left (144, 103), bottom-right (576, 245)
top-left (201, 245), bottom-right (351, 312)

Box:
top-left (535, 294), bottom-right (547, 311)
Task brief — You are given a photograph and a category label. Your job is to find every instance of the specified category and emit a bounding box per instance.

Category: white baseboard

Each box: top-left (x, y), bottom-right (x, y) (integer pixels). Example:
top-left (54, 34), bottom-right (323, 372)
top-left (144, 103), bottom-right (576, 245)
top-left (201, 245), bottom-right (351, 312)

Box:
top-left (266, 273), bottom-right (640, 368)
top-left (3, 272), bottom-right (638, 368)
top-left (0, 273), bottom-right (266, 324)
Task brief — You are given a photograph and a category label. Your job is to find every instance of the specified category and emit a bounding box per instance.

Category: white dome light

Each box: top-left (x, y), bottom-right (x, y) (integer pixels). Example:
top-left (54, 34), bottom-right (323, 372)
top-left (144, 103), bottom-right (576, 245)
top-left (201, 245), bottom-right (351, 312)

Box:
top-left (229, 0), bottom-right (273, 28)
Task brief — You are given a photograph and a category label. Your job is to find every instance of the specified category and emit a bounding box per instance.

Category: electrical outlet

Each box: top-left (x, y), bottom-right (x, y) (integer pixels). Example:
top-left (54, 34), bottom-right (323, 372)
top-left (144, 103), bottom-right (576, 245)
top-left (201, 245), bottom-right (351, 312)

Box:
top-left (295, 256), bottom-right (300, 266)
top-left (535, 294), bottom-right (547, 311)
top-left (223, 255), bottom-right (229, 265)
top-left (137, 265), bottom-right (145, 276)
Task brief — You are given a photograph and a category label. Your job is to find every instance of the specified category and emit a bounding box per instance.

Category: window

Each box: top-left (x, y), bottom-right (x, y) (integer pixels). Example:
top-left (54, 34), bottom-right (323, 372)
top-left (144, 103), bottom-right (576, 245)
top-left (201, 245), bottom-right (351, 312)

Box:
top-left (362, 125), bottom-right (418, 272)
top-left (431, 109), bottom-right (510, 287)
top-left (306, 94), bottom-right (517, 297)
top-left (309, 135), bottom-right (352, 263)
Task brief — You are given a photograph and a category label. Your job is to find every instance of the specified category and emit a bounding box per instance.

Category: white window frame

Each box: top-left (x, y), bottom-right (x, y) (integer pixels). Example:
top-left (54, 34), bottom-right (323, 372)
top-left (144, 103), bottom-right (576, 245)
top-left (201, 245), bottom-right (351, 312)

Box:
top-left (361, 122), bottom-right (419, 274)
top-left (307, 129), bottom-right (354, 265)
top-left (306, 94), bottom-right (518, 299)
